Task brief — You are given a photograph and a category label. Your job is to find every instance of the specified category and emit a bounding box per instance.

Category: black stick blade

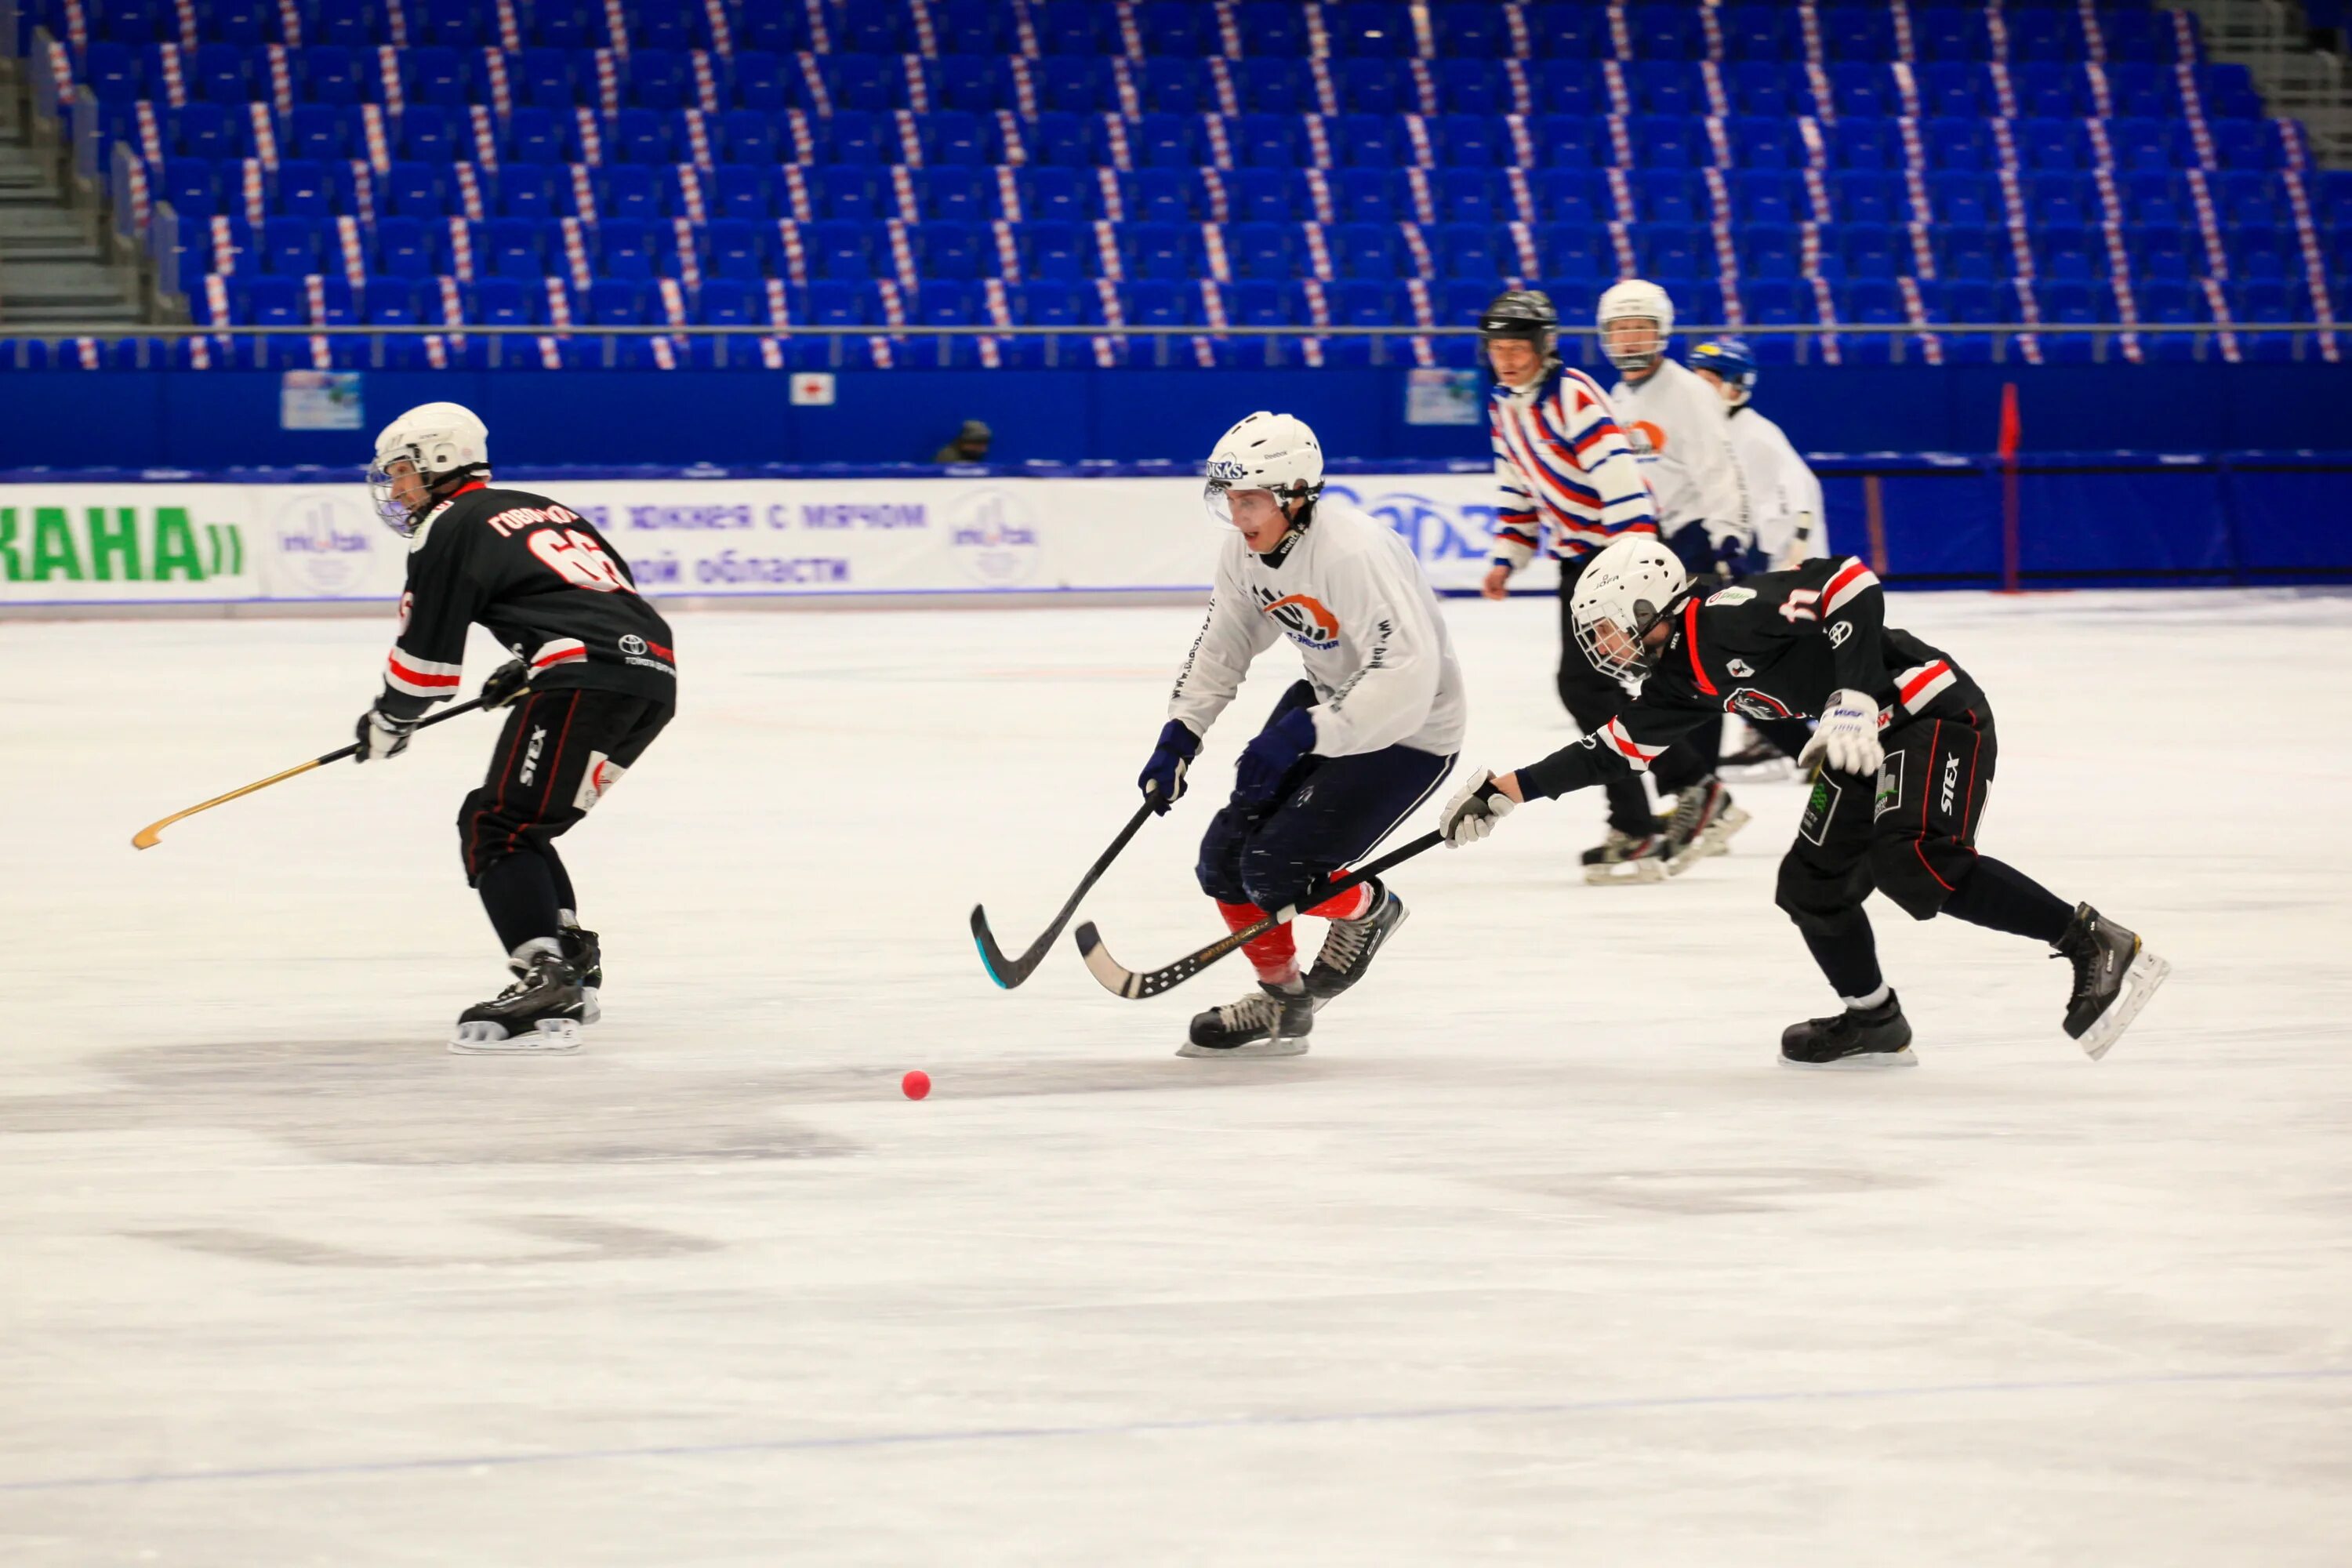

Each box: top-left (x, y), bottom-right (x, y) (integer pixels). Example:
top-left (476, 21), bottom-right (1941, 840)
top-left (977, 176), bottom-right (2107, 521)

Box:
top-left (971, 904), bottom-right (1028, 989)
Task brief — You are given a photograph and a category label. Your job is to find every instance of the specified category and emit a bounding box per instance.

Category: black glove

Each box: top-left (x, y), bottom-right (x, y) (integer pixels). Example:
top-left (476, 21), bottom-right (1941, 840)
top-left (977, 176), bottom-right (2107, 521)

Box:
top-left (354, 706), bottom-right (419, 762)
top-left (1665, 520), bottom-right (1743, 583)
top-left (479, 656), bottom-right (532, 710)
top-left (1138, 720), bottom-right (1201, 815)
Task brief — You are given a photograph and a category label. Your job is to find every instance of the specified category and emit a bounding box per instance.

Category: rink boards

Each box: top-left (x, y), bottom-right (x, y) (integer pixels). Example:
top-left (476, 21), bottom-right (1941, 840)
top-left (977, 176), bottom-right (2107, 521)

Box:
top-left (0, 470), bottom-right (1537, 609)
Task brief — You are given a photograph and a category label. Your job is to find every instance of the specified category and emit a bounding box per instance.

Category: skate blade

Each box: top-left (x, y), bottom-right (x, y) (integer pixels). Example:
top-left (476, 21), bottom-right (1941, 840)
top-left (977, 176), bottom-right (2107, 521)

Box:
top-left (2077, 949), bottom-right (2170, 1061)
top-left (1700, 805), bottom-right (1752, 857)
top-left (1177, 1036), bottom-right (1310, 1059)
top-left (1780, 1047), bottom-right (1919, 1071)
top-left (448, 1018), bottom-right (582, 1055)
top-left (1584, 859), bottom-right (1670, 885)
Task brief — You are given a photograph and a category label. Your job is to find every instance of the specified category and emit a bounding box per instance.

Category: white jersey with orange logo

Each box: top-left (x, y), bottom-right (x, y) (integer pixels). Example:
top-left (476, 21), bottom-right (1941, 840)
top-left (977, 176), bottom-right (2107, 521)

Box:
top-left (1610, 356), bottom-right (1753, 554)
top-left (1167, 499), bottom-right (1467, 759)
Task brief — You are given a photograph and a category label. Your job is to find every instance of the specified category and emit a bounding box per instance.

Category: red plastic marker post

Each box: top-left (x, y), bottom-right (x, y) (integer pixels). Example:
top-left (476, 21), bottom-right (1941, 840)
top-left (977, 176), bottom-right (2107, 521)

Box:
top-left (902, 1070), bottom-right (931, 1101)
top-left (1997, 380), bottom-right (2022, 595)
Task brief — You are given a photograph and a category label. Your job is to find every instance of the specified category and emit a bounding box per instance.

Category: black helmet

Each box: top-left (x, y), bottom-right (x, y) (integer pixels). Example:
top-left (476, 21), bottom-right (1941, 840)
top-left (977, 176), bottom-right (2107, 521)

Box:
top-left (1479, 289), bottom-right (1557, 376)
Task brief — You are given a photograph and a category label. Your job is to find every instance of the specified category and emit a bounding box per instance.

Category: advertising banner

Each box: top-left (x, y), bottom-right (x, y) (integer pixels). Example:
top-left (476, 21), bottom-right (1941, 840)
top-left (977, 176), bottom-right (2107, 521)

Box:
top-left (0, 471), bottom-right (1531, 609)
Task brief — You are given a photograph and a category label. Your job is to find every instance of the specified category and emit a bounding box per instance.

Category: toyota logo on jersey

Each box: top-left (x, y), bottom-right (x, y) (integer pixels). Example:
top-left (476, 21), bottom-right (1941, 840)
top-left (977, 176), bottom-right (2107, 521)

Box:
top-left (1256, 587), bottom-right (1341, 649)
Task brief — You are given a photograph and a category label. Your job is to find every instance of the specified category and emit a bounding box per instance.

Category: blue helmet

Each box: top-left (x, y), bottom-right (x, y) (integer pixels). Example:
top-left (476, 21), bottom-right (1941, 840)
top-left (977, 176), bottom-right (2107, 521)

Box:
top-left (1690, 336), bottom-right (1759, 406)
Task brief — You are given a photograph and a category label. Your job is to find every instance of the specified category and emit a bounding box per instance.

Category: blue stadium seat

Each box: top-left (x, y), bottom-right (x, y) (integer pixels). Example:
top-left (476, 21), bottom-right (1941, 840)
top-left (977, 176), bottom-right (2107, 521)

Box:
top-left (1528, 115), bottom-right (1596, 166)
top-left (2014, 62), bottom-right (2084, 118)
top-left (822, 54), bottom-right (898, 114)
top-left (1827, 64), bottom-right (1894, 121)
top-left (1323, 2), bottom-right (1406, 57)
top-left (173, 102), bottom-right (245, 160)
top-left (402, 103), bottom-right (463, 162)
top-left (1021, 165), bottom-right (1087, 223)
top-left (1336, 58), bottom-right (1405, 114)
top-left (161, 155), bottom-right (220, 215)
top-left (1436, 4), bottom-right (1508, 58)
top-left (2110, 117), bottom-right (2188, 175)
top-left (1927, 118), bottom-right (1992, 172)
top-left (373, 215), bottom-right (435, 277)
top-left (1536, 222), bottom-right (1607, 281)
top-left (705, 217), bottom-right (763, 279)
top-left (1432, 169), bottom-right (1493, 225)
top-left (593, 224), bottom-right (655, 285)
top-left (493, 162), bottom-right (556, 218)
top-left (1642, 172), bottom-right (1701, 226)
top-left (1842, 223), bottom-right (1900, 281)
top-left (1020, 220), bottom-right (1083, 280)
top-left (1125, 220), bottom-right (1201, 281)
top-left (1533, 169), bottom-right (1602, 227)
top-left (503, 106), bottom-right (568, 164)
top-left (1728, 60), bottom-right (1792, 118)
top-left (1229, 220), bottom-right (1294, 281)
top-left (481, 216), bottom-right (546, 278)
top-left (1134, 112), bottom-right (1202, 168)
top-left (1741, 224), bottom-right (1801, 279)
top-left (931, 56), bottom-right (1007, 115)
top-left (2022, 172), bottom-right (2091, 230)
top-left (384, 159), bottom-right (445, 216)
top-left (1143, 1), bottom-right (1214, 57)
top-left (274, 158), bottom-right (332, 216)
top-left (1033, 56), bottom-right (1105, 113)
top-left (1940, 229), bottom-right (2005, 283)
top-left (1831, 118), bottom-right (1895, 171)
top-left (1022, 111), bottom-right (1091, 167)
top-left (919, 166), bottom-right (986, 223)
top-left (1235, 112), bottom-right (1300, 168)
top-left (1334, 168), bottom-right (1396, 223)
top-left (1231, 168), bottom-right (1298, 224)
top-left (1730, 116), bottom-right (1799, 171)
top-left (596, 165), bottom-right (659, 221)
top-left (629, 49), bottom-right (689, 111)
top-left (731, 51), bottom-right (787, 112)
top-left (1239, 2), bottom-right (1309, 59)
top-left (1238, 59), bottom-right (1308, 114)
top-left (921, 220), bottom-right (984, 281)
top-left (1921, 64), bottom-right (1987, 118)
top-left (1530, 60), bottom-right (1603, 118)
top-left (1035, 1), bottom-right (1104, 55)
top-left (1735, 169), bottom-right (1798, 226)
top-left (1335, 113), bottom-right (1404, 168)
top-left (1929, 172), bottom-right (1992, 227)
top-left (817, 166), bottom-right (880, 221)
top-left (1330, 220), bottom-right (1397, 278)
top-left (1630, 115), bottom-right (1697, 169)
top-left (1632, 64), bottom-right (1703, 118)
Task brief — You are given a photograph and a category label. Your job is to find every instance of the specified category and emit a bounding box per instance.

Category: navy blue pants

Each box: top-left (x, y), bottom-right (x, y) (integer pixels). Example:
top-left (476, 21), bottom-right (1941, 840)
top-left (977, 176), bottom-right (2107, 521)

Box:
top-left (1196, 681), bottom-right (1455, 913)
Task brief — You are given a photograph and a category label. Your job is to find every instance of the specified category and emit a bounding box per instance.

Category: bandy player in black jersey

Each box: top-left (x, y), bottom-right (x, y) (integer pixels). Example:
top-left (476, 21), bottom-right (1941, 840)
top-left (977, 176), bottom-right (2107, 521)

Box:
top-left (354, 402), bottom-right (677, 1054)
top-left (1436, 535), bottom-right (2169, 1066)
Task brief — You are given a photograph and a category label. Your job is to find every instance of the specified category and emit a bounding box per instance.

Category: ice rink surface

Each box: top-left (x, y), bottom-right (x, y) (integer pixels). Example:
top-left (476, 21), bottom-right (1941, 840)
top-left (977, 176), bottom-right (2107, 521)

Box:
top-left (2, 587), bottom-right (2349, 1565)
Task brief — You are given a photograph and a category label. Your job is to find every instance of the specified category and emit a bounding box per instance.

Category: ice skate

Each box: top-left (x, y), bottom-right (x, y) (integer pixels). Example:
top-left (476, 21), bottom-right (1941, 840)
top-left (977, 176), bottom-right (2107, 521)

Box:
top-left (1304, 885), bottom-right (1408, 1003)
top-left (2053, 904), bottom-right (2169, 1060)
top-left (1780, 993), bottom-right (1917, 1069)
top-left (1664, 778), bottom-right (1750, 872)
top-left (450, 940), bottom-right (587, 1054)
top-left (559, 921), bottom-right (602, 1025)
top-left (1180, 982), bottom-right (1315, 1058)
top-left (1582, 826), bottom-right (1671, 884)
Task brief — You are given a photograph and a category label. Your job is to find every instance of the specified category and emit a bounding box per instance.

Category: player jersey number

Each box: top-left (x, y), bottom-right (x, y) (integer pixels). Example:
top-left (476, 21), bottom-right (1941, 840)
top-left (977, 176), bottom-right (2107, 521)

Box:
top-left (528, 528), bottom-right (635, 594)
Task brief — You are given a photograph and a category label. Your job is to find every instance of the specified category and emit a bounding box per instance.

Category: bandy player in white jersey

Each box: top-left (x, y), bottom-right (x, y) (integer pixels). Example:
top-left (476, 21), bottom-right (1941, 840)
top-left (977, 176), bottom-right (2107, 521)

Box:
top-left (1136, 412), bottom-right (1465, 1058)
top-left (1689, 336), bottom-right (1823, 572)
top-left (1599, 278), bottom-right (1756, 864)
top-left (1690, 334), bottom-right (1825, 775)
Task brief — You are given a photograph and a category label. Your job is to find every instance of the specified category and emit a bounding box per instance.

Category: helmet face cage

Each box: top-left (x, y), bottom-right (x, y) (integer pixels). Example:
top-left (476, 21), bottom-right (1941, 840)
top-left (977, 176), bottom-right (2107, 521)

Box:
top-left (1572, 597), bottom-right (1664, 681)
top-left (366, 447), bottom-right (425, 536)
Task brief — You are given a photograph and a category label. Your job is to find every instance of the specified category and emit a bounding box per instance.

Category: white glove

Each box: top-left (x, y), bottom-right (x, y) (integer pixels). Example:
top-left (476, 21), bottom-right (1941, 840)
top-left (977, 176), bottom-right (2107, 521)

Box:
top-left (1439, 771), bottom-right (1517, 848)
top-left (354, 706), bottom-right (419, 763)
top-left (1798, 688), bottom-right (1885, 777)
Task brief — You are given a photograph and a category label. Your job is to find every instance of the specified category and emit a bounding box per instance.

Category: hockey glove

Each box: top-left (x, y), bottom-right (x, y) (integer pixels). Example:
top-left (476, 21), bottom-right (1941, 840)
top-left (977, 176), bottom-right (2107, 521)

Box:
top-left (478, 656), bottom-right (532, 710)
top-left (1665, 521), bottom-right (1743, 583)
top-left (354, 706), bottom-right (419, 763)
top-left (1138, 720), bottom-right (1201, 815)
top-left (1439, 771), bottom-right (1517, 848)
top-left (1232, 706), bottom-right (1319, 807)
top-left (1798, 688), bottom-right (1886, 778)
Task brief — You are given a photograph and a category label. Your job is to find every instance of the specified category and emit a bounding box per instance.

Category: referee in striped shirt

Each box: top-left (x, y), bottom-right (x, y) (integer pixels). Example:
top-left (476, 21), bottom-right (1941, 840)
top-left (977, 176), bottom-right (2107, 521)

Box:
top-left (1475, 290), bottom-right (1677, 882)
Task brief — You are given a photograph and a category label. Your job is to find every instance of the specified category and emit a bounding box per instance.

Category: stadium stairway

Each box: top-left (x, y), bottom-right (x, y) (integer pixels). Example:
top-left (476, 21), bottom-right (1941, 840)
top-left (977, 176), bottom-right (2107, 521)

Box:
top-left (0, 72), bottom-right (143, 326)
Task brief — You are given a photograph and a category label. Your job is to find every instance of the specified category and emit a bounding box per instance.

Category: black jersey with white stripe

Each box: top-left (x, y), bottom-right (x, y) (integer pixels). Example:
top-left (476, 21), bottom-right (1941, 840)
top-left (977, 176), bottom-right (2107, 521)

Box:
top-left (377, 482), bottom-right (677, 720)
top-left (1515, 556), bottom-right (1984, 800)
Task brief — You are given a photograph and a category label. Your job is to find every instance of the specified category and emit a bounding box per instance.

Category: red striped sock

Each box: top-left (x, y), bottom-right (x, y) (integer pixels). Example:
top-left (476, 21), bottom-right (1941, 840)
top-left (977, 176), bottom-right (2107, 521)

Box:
top-left (1305, 877), bottom-right (1374, 922)
top-left (1217, 901), bottom-right (1298, 985)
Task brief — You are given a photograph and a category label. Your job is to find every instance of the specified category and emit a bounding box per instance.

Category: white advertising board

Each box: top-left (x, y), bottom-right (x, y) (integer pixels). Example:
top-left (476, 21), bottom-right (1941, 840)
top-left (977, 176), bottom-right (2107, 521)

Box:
top-left (0, 471), bottom-right (1548, 609)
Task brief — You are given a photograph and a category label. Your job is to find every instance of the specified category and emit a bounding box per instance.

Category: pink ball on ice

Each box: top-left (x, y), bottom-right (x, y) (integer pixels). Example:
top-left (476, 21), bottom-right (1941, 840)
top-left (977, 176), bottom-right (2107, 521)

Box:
top-left (902, 1070), bottom-right (931, 1101)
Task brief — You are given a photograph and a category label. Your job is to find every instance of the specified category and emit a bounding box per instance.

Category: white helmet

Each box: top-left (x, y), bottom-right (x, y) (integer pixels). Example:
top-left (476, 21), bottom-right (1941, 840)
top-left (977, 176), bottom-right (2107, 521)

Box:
top-left (368, 401), bottom-right (490, 535)
top-left (1203, 410), bottom-right (1323, 528)
top-left (1569, 535), bottom-right (1691, 681)
top-left (1597, 278), bottom-right (1675, 374)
